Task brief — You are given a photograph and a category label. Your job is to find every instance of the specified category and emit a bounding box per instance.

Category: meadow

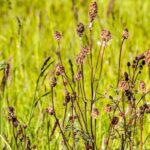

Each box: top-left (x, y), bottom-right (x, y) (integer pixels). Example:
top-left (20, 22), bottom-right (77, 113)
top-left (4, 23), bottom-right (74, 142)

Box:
top-left (1, 0), bottom-right (150, 149)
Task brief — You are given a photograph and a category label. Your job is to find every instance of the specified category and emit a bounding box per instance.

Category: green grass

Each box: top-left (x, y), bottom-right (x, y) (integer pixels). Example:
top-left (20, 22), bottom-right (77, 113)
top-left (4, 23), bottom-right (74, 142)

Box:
top-left (1, 0), bottom-right (150, 149)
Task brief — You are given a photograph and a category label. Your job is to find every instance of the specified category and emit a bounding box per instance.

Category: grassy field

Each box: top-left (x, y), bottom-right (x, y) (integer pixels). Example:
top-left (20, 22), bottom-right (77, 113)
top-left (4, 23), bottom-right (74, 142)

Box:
top-left (1, 0), bottom-right (150, 149)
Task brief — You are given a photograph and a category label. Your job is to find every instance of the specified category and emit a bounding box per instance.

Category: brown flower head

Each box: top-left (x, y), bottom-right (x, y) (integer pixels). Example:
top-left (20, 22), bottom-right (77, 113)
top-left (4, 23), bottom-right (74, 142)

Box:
top-left (145, 105), bottom-right (150, 114)
top-left (46, 107), bottom-right (54, 115)
top-left (12, 116), bottom-right (19, 127)
top-left (8, 106), bottom-right (19, 127)
top-left (75, 46), bottom-right (89, 65)
top-left (144, 49), bottom-right (150, 66)
top-left (139, 106), bottom-right (145, 115)
top-left (8, 106), bottom-right (15, 114)
top-left (76, 23), bottom-right (84, 37)
top-left (54, 31), bottom-right (62, 41)
top-left (50, 77), bottom-right (57, 87)
top-left (55, 64), bottom-right (65, 76)
top-left (118, 80), bottom-right (129, 91)
top-left (69, 115), bottom-right (78, 122)
top-left (105, 104), bottom-right (112, 113)
top-left (71, 91), bottom-right (77, 101)
top-left (76, 52), bottom-right (85, 65)
top-left (75, 70), bottom-right (82, 81)
top-left (101, 29), bottom-right (111, 42)
top-left (85, 145), bottom-right (93, 150)
top-left (111, 116), bottom-right (119, 126)
top-left (139, 81), bottom-right (146, 93)
top-left (82, 46), bottom-right (89, 54)
top-left (65, 92), bottom-right (71, 103)
top-left (122, 28), bottom-right (129, 39)
top-left (63, 79), bottom-right (67, 86)
top-left (91, 108), bottom-right (99, 119)
top-left (89, 1), bottom-right (98, 22)
top-left (119, 112), bottom-right (125, 118)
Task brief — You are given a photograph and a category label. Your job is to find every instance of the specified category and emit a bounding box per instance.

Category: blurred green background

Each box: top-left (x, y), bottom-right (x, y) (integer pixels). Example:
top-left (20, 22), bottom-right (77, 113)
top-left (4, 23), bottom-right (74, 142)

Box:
top-left (1, 0), bottom-right (150, 149)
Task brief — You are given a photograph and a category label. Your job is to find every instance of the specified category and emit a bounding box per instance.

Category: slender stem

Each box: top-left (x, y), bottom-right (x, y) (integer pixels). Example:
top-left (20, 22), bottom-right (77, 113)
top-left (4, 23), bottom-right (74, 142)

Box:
top-left (81, 64), bottom-right (88, 128)
top-left (76, 84), bottom-right (88, 132)
top-left (47, 115), bottom-right (50, 150)
top-left (72, 103), bottom-right (84, 131)
top-left (93, 43), bottom-right (106, 103)
top-left (0, 134), bottom-right (12, 150)
top-left (71, 99), bottom-right (75, 149)
top-left (122, 93), bottom-right (126, 146)
top-left (105, 124), bottom-right (113, 150)
top-left (62, 105), bottom-right (67, 127)
top-left (51, 87), bottom-right (70, 150)
top-left (140, 115), bottom-right (143, 150)
top-left (71, 0), bottom-right (78, 23)
top-left (89, 26), bottom-right (94, 148)
top-left (117, 38), bottom-right (125, 87)
top-left (12, 127), bottom-right (18, 149)
top-left (95, 119), bottom-right (97, 149)
top-left (93, 42), bottom-right (103, 80)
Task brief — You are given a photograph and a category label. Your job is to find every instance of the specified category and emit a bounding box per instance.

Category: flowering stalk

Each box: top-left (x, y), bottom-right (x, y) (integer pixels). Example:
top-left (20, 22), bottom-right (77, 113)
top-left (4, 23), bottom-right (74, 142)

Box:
top-left (140, 114), bottom-right (143, 150)
top-left (88, 2), bottom-right (98, 147)
top-left (117, 29), bottom-right (129, 87)
top-left (50, 86), bottom-right (70, 150)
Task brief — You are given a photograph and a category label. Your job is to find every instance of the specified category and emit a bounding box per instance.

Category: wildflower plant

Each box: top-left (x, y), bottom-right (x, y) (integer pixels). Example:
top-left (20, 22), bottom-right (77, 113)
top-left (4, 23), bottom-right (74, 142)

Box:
top-left (37, 2), bottom-right (150, 149)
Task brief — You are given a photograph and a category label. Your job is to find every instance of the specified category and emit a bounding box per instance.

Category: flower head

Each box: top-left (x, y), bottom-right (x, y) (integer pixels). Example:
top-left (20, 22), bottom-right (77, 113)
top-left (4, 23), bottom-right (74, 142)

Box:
top-left (118, 80), bottom-right (129, 91)
top-left (91, 108), bottom-right (99, 119)
top-left (111, 116), bottom-right (119, 126)
top-left (75, 46), bottom-right (89, 65)
top-left (122, 28), bottom-right (129, 39)
top-left (54, 31), bottom-right (62, 41)
top-left (139, 81), bottom-right (146, 93)
top-left (144, 49), bottom-right (150, 66)
top-left (55, 64), bottom-right (65, 76)
top-left (75, 70), bottom-right (82, 81)
top-left (105, 104), bottom-right (112, 113)
top-left (46, 107), bottom-right (54, 115)
top-left (101, 29), bottom-right (111, 42)
top-left (50, 77), bottom-right (57, 87)
top-left (76, 23), bottom-right (84, 37)
top-left (89, 1), bottom-right (98, 22)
